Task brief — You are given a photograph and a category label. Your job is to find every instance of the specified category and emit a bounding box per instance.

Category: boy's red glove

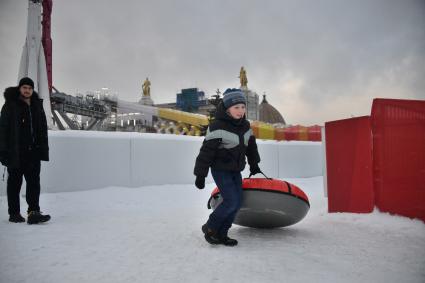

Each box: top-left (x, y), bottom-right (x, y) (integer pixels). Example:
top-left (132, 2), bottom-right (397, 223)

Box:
top-left (195, 176), bottom-right (205, 190)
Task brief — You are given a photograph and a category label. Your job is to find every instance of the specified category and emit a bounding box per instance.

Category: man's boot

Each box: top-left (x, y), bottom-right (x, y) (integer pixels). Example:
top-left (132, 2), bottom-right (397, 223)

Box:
top-left (27, 211), bottom-right (51, 225)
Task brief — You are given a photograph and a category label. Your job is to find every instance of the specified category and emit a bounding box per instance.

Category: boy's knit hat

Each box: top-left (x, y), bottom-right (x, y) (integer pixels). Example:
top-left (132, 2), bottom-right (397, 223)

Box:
top-left (18, 77), bottom-right (34, 89)
top-left (222, 88), bottom-right (246, 109)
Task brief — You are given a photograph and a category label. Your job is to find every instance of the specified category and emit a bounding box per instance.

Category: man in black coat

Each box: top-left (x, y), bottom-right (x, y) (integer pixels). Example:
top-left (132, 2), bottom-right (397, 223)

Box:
top-left (0, 77), bottom-right (51, 224)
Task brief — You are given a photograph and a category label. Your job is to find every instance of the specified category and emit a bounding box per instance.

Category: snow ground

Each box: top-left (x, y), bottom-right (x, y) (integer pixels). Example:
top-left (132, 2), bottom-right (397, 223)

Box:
top-left (0, 177), bottom-right (424, 283)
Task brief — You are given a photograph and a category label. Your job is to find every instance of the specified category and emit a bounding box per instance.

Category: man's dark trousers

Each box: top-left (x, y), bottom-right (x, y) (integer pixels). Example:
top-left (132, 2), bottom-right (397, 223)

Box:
top-left (7, 152), bottom-right (41, 215)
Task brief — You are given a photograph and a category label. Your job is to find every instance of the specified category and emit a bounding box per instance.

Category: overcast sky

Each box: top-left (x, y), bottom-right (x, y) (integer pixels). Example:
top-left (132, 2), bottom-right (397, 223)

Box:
top-left (1, 0), bottom-right (424, 125)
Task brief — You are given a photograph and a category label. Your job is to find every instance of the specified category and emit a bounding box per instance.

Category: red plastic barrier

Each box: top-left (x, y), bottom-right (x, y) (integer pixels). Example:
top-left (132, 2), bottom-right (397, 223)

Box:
top-left (283, 126), bottom-right (298, 141)
top-left (284, 125), bottom-right (308, 141)
top-left (325, 116), bottom-right (374, 213)
top-left (371, 98), bottom-right (425, 221)
top-left (307, 125), bottom-right (322, 141)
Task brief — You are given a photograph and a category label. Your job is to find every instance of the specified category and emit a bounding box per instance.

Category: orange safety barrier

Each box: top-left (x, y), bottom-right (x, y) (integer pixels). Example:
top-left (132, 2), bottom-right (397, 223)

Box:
top-left (250, 121), bottom-right (260, 138)
top-left (371, 98), bottom-right (425, 221)
top-left (275, 128), bottom-right (285, 141)
top-left (298, 126), bottom-right (308, 141)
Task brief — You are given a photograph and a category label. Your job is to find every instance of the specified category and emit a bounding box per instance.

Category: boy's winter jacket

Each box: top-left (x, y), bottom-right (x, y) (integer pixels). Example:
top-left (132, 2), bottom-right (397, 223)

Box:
top-left (194, 102), bottom-right (260, 178)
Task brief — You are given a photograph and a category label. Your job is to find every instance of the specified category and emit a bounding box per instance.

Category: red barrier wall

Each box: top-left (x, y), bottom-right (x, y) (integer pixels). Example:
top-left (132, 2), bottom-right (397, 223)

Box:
top-left (325, 116), bottom-right (374, 213)
top-left (284, 125), bottom-right (308, 141)
top-left (307, 125), bottom-right (322, 141)
top-left (283, 126), bottom-right (298, 141)
top-left (371, 98), bottom-right (425, 221)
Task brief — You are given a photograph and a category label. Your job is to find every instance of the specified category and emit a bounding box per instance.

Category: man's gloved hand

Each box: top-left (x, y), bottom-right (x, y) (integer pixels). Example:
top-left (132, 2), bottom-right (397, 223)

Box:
top-left (249, 164), bottom-right (262, 176)
top-left (195, 176), bottom-right (205, 190)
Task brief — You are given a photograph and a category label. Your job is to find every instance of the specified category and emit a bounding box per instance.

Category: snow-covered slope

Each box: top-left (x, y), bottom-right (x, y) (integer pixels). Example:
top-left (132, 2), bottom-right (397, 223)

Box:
top-left (1, 177), bottom-right (424, 283)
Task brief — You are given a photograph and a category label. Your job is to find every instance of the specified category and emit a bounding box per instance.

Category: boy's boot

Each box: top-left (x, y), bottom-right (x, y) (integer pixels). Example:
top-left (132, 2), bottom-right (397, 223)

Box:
top-left (220, 235), bottom-right (238, 246)
top-left (201, 224), bottom-right (221, 245)
top-left (9, 214), bottom-right (25, 223)
top-left (27, 211), bottom-right (51, 225)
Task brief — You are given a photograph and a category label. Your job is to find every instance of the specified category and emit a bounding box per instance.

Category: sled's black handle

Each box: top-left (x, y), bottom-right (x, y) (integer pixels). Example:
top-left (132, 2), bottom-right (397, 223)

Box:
top-left (247, 170), bottom-right (272, 180)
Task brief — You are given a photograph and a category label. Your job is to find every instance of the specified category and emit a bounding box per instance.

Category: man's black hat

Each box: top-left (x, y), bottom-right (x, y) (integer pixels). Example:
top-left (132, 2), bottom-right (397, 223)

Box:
top-left (18, 77), bottom-right (34, 89)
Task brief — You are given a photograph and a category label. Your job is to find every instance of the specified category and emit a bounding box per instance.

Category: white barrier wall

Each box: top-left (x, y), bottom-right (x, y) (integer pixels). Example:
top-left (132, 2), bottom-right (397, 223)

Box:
top-left (0, 131), bottom-right (324, 194)
top-left (130, 134), bottom-right (207, 186)
top-left (42, 131), bottom-right (134, 192)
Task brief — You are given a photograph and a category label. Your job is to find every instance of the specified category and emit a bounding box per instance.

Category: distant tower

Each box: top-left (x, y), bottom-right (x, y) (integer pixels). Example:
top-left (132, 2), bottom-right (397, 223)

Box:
top-left (238, 67), bottom-right (259, 120)
top-left (139, 77), bottom-right (154, 105)
top-left (19, 0), bottom-right (53, 127)
top-left (41, 0), bottom-right (53, 94)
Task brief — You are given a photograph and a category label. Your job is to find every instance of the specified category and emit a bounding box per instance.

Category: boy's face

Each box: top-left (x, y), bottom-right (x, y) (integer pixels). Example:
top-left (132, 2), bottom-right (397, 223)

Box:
top-left (19, 85), bottom-right (33, 99)
top-left (227, 103), bottom-right (246, 119)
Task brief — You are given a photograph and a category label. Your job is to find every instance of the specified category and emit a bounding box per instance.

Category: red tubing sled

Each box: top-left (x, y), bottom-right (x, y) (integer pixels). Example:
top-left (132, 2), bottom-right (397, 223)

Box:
top-left (207, 178), bottom-right (310, 228)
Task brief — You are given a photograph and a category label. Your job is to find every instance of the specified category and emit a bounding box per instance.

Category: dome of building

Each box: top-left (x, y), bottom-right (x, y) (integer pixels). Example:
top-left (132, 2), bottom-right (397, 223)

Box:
top-left (259, 95), bottom-right (286, 125)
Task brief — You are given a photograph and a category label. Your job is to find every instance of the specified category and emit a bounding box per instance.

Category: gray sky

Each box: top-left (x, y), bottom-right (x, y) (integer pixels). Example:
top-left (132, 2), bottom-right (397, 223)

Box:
top-left (1, 0), bottom-right (424, 125)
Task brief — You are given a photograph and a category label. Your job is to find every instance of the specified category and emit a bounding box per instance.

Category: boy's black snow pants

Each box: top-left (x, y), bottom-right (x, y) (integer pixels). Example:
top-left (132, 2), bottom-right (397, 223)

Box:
top-left (207, 169), bottom-right (243, 237)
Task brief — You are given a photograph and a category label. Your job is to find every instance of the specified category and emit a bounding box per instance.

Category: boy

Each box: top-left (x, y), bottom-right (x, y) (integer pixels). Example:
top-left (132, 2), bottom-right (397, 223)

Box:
top-left (194, 88), bottom-right (261, 246)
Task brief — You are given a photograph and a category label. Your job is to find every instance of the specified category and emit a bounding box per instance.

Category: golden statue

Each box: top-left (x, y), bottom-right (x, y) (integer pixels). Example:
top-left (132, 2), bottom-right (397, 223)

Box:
top-left (142, 77), bottom-right (151, 96)
top-left (239, 66), bottom-right (248, 88)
